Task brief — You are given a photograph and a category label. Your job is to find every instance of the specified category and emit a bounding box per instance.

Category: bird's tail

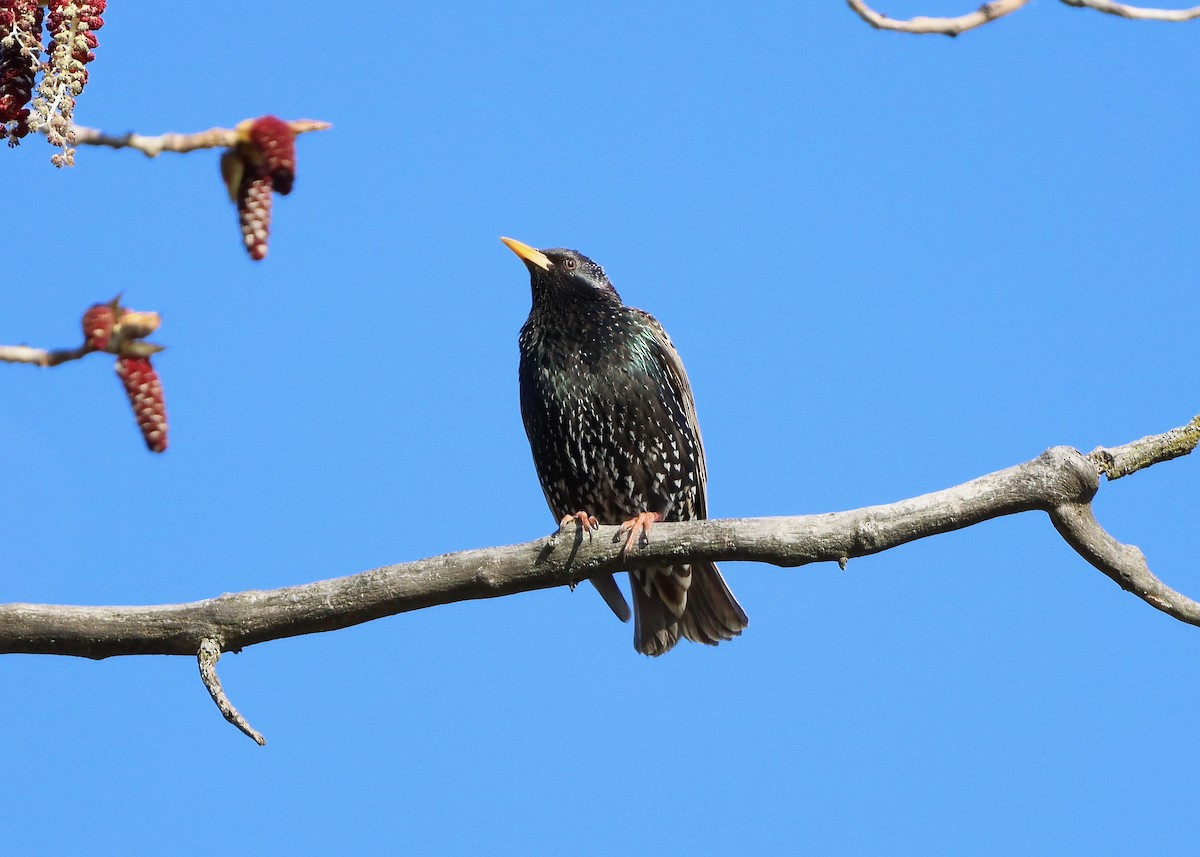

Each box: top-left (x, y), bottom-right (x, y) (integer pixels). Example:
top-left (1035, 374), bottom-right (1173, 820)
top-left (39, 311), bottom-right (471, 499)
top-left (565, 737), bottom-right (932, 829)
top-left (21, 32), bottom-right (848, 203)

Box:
top-left (631, 562), bottom-right (747, 656)
top-left (590, 573), bottom-right (631, 622)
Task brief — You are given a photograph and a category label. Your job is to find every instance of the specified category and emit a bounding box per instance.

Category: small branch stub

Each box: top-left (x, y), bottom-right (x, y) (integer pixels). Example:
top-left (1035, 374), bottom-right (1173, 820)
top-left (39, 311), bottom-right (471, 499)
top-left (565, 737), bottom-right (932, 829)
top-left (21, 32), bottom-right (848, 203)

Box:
top-left (198, 639), bottom-right (265, 746)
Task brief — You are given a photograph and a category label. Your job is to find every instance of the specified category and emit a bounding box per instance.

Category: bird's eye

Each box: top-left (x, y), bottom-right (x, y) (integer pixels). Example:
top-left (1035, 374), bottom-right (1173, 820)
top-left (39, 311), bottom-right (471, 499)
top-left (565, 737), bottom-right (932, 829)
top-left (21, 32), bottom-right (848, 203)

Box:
top-left (564, 258), bottom-right (577, 270)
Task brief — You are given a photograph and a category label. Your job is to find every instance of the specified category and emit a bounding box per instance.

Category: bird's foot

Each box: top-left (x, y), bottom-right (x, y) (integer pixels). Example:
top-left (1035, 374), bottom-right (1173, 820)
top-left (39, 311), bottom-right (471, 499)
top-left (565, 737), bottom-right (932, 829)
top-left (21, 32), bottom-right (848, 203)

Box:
top-left (549, 511), bottom-right (599, 549)
top-left (560, 511), bottom-right (600, 538)
top-left (616, 511), bottom-right (664, 556)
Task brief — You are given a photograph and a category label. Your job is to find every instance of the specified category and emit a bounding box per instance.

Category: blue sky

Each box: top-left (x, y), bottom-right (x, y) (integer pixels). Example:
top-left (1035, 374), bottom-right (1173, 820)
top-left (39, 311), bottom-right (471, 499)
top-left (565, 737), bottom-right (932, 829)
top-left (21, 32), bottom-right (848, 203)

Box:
top-left (2, 2), bottom-right (1198, 854)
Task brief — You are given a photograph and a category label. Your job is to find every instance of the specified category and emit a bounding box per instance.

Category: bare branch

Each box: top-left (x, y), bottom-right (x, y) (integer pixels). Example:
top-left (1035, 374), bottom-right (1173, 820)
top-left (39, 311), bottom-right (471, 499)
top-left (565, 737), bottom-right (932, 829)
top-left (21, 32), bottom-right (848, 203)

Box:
top-left (2, 418), bottom-right (1196, 662)
top-left (3, 416), bottom-right (1196, 740)
top-left (1, 300), bottom-right (163, 367)
top-left (0, 344), bottom-right (89, 367)
top-left (846, 0), bottom-right (1030, 35)
top-left (1088, 415), bottom-right (1200, 480)
top-left (846, 0), bottom-right (1200, 33)
top-left (198, 639), bottom-right (266, 746)
top-left (1059, 0), bottom-right (1200, 20)
top-left (71, 119), bottom-right (331, 158)
top-left (1049, 501), bottom-right (1200, 623)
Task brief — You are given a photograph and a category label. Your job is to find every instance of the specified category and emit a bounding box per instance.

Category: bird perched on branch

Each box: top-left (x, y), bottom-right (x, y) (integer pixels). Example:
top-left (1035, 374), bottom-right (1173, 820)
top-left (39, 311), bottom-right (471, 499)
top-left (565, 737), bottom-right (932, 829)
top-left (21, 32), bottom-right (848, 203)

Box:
top-left (502, 237), bottom-right (748, 656)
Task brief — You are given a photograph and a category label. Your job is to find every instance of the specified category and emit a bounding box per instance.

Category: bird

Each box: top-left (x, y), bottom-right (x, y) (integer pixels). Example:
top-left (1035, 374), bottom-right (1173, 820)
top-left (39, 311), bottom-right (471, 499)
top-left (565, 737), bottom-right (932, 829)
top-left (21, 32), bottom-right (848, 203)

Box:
top-left (501, 236), bottom-right (748, 656)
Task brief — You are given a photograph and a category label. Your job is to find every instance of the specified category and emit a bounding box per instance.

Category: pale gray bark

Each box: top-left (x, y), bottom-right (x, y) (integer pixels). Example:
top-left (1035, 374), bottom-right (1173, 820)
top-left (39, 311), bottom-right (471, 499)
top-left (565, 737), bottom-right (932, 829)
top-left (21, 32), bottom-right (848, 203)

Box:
top-left (4, 422), bottom-right (1198, 659)
top-left (3, 416), bottom-right (1196, 743)
top-left (847, 0), bottom-right (1200, 36)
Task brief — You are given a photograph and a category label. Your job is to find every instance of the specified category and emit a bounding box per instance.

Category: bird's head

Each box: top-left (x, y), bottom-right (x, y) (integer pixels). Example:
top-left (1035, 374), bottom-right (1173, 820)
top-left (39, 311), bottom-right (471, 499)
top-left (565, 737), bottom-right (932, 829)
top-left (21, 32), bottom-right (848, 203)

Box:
top-left (501, 237), bottom-right (621, 306)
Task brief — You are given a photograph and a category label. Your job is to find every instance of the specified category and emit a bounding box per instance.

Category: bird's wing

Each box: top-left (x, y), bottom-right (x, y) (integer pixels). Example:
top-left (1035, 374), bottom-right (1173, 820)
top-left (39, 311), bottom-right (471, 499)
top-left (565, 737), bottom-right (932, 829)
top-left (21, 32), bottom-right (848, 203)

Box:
top-left (631, 308), bottom-right (709, 519)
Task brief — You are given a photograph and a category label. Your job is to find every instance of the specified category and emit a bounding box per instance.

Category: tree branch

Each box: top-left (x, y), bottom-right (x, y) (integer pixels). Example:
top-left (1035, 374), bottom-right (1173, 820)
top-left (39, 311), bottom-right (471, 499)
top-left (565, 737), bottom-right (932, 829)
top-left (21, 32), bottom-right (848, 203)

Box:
top-left (71, 119), bottom-right (331, 158)
top-left (846, 0), bottom-right (1200, 34)
top-left (2, 300), bottom-right (163, 368)
top-left (1059, 0), bottom-right (1200, 20)
top-left (1088, 414), bottom-right (1200, 480)
top-left (2, 421), bottom-right (1196, 657)
top-left (198, 639), bottom-right (265, 746)
top-left (0, 343), bottom-right (90, 366)
top-left (845, 0), bottom-right (1030, 36)
top-left (2, 417), bottom-right (1196, 742)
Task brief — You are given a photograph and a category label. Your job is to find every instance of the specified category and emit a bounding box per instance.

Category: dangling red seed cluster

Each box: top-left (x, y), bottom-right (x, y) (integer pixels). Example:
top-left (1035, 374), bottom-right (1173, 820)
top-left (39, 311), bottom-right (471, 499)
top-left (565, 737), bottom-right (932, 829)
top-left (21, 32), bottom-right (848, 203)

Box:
top-left (45, 0), bottom-right (104, 80)
top-left (247, 114), bottom-right (296, 195)
top-left (36, 0), bottom-right (104, 164)
top-left (115, 355), bottom-right (168, 454)
top-left (81, 301), bottom-right (115, 351)
top-left (224, 115), bottom-right (298, 261)
top-left (237, 171), bottom-right (274, 261)
top-left (78, 297), bottom-right (169, 454)
top-left (0, 0), bottom-right (43, 145)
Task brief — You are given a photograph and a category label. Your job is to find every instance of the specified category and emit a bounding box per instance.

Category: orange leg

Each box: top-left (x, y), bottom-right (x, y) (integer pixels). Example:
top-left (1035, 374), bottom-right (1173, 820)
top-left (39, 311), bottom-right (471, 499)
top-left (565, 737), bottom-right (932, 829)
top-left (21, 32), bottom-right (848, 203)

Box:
top-left (616, 511), bottom-right (664, 556)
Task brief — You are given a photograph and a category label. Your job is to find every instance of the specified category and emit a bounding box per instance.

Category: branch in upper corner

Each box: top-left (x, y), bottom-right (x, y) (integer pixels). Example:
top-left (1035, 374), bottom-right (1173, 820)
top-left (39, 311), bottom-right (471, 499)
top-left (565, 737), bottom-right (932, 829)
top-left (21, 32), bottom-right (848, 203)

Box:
top-left (1059, 0), bottom-right (1200, 20)
top-left (846, 0), bottom-right (1199, 32)
top-left (846, 0), bottom-right (1030, 35)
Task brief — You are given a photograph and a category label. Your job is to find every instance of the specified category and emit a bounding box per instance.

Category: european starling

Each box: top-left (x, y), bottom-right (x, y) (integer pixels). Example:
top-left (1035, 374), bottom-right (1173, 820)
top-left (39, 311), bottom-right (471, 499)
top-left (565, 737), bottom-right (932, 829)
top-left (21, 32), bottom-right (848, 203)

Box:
top-left (502, 237), bottom-right (748, 656)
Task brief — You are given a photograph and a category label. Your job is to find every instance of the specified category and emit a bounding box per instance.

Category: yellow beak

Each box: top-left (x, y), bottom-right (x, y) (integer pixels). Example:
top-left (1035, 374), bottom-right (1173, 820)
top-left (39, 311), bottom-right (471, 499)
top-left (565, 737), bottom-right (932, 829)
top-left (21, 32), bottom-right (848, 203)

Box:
top-left (500, 236), bottom-right (552, 272)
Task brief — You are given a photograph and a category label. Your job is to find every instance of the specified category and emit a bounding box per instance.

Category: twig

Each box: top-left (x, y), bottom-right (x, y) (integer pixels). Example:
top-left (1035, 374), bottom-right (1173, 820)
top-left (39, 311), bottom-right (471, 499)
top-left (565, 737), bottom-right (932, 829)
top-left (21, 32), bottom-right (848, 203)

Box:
top-left (0, 344), bottom-right (90, 367)
top-left (845, 0), bottom-right (1030, 35)
top-left (846, 0), bottom-right (1199, 33)
top-left (1088, 415), bottom-right (1200, 480)
top-left (1, 302), bottom-right (162, 367)
top-left (1059, 0), bottom-right (1200, 20)
top-left (1048, 501), bottom-right (1184, 616)
top-left (198, 639), bottom-right (266, 746)
top-left (71, 119), bottom-right (331, 158)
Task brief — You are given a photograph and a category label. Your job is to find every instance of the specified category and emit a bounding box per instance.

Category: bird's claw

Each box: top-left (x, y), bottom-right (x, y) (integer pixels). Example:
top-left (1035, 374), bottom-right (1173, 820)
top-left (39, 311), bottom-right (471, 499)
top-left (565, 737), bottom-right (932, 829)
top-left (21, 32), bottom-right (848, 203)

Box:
top-left (616, 511), bottom-right (664, 556)
top-left (553, 511), bottom-right (600, 545)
